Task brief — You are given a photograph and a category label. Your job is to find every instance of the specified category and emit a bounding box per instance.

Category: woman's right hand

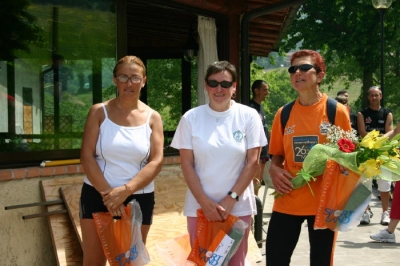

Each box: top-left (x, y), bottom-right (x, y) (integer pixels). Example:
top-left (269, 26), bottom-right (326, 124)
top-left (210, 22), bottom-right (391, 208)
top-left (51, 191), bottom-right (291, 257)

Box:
top-left (199, 198), bottom-right (225, 222)
top-left (269, 163), bottom-right (293, 195)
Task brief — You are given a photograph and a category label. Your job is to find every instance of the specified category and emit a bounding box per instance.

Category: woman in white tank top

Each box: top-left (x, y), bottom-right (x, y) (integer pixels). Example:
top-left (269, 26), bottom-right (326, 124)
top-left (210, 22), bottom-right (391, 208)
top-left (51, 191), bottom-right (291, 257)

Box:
top-left (79, 56), bottom-right (164, 266)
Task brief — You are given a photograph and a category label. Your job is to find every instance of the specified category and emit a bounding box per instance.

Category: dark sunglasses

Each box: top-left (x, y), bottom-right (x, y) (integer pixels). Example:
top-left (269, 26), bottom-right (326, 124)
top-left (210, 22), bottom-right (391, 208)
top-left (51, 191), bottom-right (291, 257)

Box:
top-left (206, 80), bottom-right (233, 89)
top-left (288, 64), bottom-right (320, 74)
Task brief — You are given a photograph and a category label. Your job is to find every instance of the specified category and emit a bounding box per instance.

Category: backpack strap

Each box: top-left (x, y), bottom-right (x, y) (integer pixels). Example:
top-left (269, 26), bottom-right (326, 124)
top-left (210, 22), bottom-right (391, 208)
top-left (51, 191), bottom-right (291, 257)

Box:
top-left (280, 100), bottom-right (296, 132)
top-left (281, 98), bottom-right (337, 132)
top-left (326, 97), bottom-right (337, 125)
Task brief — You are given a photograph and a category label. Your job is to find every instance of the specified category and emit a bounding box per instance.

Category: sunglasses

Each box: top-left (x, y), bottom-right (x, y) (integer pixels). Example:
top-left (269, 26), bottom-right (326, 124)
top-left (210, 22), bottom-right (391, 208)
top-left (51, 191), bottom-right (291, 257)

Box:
top-left (288, 64), bottom-right (320, 74)
top-left (206, 80), bottom-right (233, 89)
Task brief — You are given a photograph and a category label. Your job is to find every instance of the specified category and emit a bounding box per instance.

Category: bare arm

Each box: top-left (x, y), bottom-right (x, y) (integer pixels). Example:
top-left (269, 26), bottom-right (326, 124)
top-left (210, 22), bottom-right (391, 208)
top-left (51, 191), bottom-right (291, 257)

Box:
top-left (385, 121), bottom-right (400, 139)
top-left (80, 104), bottom-right (111, 192)
top-left (180, 149), bottom-right (225, 221)
top-left (357, 112), bottom-right (368, 137)
top-left (385, 112), bottom-right (394, 133)
top-left (218, 146), bottom-right (261, 219)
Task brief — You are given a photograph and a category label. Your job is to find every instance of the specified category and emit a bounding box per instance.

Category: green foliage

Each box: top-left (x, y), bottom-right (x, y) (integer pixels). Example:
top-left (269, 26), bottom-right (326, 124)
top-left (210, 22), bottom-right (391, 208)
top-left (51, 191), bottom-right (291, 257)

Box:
top-left (147, 59), bottom-right (198, 131)
top-left (0, 0), bottom-right (44, 60)
top-left (15, 2), bottom-right (116, 61)
top-left (280, 0), bottom-right (400, 119)
top-left (103, 84), bottom-right (116, 101)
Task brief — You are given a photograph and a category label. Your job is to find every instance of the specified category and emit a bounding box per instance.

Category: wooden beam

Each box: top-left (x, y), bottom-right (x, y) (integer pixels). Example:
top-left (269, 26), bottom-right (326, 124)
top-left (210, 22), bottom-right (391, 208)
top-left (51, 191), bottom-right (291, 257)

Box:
top-left (172, 0), bottom-right (246, 14)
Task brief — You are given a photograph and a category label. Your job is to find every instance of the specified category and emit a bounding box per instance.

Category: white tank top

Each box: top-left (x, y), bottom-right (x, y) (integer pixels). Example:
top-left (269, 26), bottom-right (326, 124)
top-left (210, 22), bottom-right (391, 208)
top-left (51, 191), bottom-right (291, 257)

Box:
top-left (84, 103), bottom-right (154, 194)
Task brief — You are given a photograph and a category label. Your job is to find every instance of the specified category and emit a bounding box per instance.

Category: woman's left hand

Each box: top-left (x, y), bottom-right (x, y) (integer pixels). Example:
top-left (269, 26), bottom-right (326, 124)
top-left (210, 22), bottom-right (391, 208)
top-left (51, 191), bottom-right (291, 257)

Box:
top-left (218, 196), bottom-right (236, 220)
top-left (101, 186), bottom-right (127, 216)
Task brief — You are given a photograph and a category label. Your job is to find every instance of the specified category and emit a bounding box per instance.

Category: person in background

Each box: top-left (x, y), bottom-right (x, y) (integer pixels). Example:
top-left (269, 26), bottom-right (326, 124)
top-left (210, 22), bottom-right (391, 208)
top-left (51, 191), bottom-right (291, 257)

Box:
top-left (266, 50), bottom-right (351, 266)
top-left (357, 86), bottom-right (393, 226)
top-left (370, 123), bottom-right (400, 243)
top-left (79, 55), bottom-right (164, 266)
top-left (249, 80), bottom-right (270, 195)
top-left (336, 90), bottom-right (349, 104)
top-left (335, 92), bottom-right (350, 110)
top-left (335, 94), bottom-right (348, 108)
top-left (171, 61), bottom-right (267, 265)
top-left (336, 90), bottom-right (358, 133)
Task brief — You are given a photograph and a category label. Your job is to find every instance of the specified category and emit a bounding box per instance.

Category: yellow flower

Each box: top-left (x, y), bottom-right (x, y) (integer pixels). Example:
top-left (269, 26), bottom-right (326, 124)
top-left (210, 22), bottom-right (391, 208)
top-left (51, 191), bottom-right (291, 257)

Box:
top-left (358, 158), bottom-right (382, 178)
top-left (360, 130), bottom-right (389, 149)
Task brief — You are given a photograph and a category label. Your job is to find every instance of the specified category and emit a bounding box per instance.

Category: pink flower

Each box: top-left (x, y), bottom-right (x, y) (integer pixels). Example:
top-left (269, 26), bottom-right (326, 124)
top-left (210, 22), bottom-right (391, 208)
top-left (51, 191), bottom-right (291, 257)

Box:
top-left (338, 138), bottom-right (356, 153)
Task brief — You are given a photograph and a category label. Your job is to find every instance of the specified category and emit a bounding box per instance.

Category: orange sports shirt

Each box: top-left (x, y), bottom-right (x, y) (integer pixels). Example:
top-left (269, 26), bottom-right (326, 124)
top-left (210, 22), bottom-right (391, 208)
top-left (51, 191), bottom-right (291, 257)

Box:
top-left (269, 94), bottom-right (351, 215)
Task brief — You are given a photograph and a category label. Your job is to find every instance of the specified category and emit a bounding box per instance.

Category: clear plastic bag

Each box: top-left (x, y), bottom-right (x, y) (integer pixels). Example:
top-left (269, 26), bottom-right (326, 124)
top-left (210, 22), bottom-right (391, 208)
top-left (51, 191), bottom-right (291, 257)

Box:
top-left (93, 199), bottom-right (150, 265)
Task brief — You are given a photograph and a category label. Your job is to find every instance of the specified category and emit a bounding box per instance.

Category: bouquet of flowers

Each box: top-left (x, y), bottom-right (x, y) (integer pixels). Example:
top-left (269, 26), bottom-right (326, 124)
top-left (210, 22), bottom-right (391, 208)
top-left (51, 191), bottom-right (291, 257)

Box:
top-left (272, 126), bottom-right (400, 198)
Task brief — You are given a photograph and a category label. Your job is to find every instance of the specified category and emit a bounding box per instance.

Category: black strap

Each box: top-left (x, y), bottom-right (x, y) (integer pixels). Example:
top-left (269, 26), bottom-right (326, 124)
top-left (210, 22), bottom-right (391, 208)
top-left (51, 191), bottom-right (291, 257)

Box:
top-left (281, 98), bottom-right (337, 132)
top-left (326, 97), bottom-right (336, 125)
top-left (280, 100), bottom-right (295, 131)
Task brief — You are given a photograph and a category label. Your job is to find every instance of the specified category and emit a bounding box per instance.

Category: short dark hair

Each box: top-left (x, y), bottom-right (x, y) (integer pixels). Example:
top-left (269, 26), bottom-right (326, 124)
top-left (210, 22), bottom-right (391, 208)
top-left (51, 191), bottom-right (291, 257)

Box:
top-left (251, 80), bottom-right (267, 96)
top-left (204, 61), bottom-right (237, 82)
top-left (335, 95), bottom-right (348, 105)
top-left (337, 90), bottom-right (348, 97)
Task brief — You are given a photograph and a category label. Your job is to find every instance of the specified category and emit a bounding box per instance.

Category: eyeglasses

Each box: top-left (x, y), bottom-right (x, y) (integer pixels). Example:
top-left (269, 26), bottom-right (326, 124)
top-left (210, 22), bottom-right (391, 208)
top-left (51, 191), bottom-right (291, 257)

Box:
top-left (288, 64), bottom-right (320, 74)
top-left (116, 75), bottom-right (142, 83)
top-left (206, 80), bottom-right (233, 89)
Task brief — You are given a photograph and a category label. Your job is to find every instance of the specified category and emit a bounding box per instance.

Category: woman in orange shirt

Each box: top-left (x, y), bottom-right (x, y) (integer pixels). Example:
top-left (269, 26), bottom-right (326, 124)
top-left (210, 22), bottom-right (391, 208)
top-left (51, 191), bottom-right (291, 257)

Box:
top-left (266, 50), bottom-right (351, 266)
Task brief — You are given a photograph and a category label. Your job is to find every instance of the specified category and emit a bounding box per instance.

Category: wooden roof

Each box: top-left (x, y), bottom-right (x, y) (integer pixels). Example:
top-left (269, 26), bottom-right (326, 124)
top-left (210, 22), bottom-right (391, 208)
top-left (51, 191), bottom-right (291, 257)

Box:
top-left (126, 0), bottom-right (303, 58)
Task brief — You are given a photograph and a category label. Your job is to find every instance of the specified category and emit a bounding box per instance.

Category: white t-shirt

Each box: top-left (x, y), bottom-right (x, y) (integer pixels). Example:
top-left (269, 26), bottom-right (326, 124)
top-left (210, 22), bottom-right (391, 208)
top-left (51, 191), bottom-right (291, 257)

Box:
top-left (171, 100), bottom-right (268, 217)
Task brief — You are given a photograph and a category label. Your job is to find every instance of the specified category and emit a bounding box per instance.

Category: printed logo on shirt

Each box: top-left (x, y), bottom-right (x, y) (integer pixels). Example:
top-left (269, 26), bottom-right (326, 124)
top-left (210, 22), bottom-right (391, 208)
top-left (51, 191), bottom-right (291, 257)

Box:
top-left (284, 125), bottom-right (296, 135)
top-left (293, 136), bottom-right (318, 163)
top-left (319, 121), bottom-right (331, 135)
top-left (365, 117), bottom-right (372, 123)
top-left (233, 130), bottom-right (244, 142)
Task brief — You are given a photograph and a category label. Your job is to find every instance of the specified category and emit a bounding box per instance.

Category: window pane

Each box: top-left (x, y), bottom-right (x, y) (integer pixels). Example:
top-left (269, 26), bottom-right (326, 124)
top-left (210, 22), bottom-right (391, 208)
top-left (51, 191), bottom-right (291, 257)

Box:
top-left (0, 0), bottom-right (116, 163)
top-left (147, 59), bottom-right (183, 131)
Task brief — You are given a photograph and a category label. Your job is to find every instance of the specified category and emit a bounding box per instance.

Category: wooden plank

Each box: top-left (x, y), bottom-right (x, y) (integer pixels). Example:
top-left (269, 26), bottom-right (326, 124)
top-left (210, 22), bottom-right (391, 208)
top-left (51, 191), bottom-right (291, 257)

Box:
top-left (40, 176), bottom-right (84, 266)
top-left (59, 185), bottom-right (82, 247)
top-left (60, 183), bottom-right (111, 266)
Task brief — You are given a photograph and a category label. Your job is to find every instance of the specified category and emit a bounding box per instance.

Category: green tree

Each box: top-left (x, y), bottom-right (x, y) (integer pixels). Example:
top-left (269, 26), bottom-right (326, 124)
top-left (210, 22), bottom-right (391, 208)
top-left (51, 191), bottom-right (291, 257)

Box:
top-left (147, 59), bottom-right (197, 132)
top-left (280, 0), bottom-right (400, 116)
top-left (0, 0), bottom-right (43, 60)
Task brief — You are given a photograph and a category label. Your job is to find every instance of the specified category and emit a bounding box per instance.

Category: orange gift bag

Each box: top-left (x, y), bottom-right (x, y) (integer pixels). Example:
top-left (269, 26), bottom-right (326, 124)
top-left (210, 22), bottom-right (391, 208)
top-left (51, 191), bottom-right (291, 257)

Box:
top-left (93, 199), bottom-right (150, 265)
top-left (314, 160), bottom-right (372, 231)
top-left (156, 233), bottom-right (195, 266)
top-left (187, 209), bottom-right (248, 266)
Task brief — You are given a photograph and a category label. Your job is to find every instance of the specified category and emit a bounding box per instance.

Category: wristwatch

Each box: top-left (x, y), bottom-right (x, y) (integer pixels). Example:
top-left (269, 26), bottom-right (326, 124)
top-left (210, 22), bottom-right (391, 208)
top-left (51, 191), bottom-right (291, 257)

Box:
top-left (228, 191), bottom-right (239, 201)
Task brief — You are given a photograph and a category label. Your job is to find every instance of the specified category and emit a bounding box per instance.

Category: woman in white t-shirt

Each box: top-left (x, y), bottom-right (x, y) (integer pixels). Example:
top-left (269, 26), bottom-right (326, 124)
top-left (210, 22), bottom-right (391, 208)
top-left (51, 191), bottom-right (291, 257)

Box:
top-left (171, 61), bottom-right (267, 265)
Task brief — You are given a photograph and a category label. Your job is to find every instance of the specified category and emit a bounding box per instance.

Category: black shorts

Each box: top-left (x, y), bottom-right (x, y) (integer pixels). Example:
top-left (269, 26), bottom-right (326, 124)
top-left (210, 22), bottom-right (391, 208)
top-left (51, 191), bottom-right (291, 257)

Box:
top-left (79, 183), bottom-right (155, 225)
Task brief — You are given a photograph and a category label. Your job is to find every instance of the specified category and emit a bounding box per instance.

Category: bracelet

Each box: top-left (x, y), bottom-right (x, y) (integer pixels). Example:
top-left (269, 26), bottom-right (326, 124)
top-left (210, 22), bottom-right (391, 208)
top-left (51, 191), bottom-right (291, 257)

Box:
top-left (124, 183), bottom-right (134, 193)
